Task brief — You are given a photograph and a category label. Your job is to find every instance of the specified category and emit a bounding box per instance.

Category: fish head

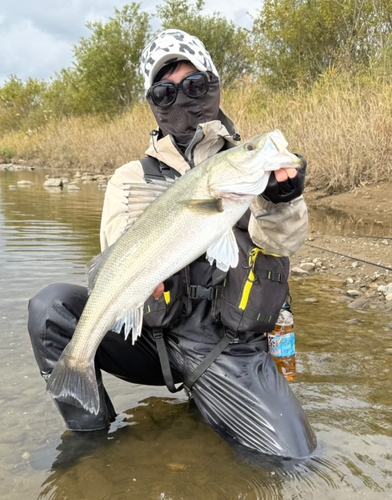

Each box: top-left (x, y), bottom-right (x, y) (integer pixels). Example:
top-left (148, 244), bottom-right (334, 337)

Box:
top-left (209, 130), bottom-right (303, 200)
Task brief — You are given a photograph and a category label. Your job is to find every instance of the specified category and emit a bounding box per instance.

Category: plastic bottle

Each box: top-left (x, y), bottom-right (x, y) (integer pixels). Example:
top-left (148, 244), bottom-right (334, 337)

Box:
top-left (267, 308), bottom-right (297, 382)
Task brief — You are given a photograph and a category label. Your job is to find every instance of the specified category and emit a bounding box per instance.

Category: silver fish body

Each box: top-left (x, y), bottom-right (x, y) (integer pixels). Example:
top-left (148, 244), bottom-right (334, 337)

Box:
top-left (46, 130), bottom-right (303, 414)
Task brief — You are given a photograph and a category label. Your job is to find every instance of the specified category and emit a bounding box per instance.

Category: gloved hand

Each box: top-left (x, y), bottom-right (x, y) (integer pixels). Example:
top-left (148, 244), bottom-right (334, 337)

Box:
top-left (262, 154), bottom-right (307, 204)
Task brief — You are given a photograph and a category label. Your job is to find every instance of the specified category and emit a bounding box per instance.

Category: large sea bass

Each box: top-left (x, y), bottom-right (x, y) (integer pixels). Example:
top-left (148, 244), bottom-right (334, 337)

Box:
top-left (47, 130), bottom-right (303, 414)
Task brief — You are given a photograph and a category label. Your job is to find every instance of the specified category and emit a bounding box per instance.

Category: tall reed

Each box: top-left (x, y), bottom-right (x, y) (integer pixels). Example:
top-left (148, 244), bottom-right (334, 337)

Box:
top-left (1, 72), bottom-right (392, 193)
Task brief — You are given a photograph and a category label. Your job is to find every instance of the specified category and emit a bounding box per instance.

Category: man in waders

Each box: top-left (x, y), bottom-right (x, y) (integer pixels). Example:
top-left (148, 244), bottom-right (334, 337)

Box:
top-left (28, 29), bottom-right (317, 458)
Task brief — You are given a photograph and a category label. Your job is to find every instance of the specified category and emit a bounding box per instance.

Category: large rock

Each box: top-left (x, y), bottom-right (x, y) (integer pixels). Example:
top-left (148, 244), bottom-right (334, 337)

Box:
top-left (44, 178), bottom-right (63, 188)
top-left (291, 266), bottom-right (310, 276)
top-left (17, 180), bottom-right (34, 186)
top-left (348, 297), bottom-right (369, 310)
top-left (300, 262), bottom-right (316, 272)
top-left (381, 283), bottom-right (392, 296)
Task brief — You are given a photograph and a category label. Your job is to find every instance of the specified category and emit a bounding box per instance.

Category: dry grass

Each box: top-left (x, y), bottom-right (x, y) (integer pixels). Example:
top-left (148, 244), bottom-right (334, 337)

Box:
top-left (2, 73), bottom-right (392, 193)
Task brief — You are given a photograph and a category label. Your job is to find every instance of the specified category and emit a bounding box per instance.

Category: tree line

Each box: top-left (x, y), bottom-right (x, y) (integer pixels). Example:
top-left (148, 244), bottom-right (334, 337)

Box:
top-left (1, 0), bottom-right (392, 135)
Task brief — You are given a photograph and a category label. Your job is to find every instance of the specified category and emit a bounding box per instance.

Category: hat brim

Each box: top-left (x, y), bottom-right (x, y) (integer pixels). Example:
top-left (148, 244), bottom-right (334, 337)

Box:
top-left (146, 52), bottom-right (210, 90)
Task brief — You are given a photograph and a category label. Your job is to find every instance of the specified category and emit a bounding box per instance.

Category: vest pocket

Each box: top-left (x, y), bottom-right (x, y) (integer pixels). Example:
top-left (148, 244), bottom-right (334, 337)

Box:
top-left (143, 272), bottom-right (184, 329)
top-left (213, 229), bottom-right (290, 338)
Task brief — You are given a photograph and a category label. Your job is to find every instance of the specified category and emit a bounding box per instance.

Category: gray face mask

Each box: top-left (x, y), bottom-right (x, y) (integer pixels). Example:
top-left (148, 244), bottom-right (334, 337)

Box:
top-left (148, 77), bottom-right (220, 151)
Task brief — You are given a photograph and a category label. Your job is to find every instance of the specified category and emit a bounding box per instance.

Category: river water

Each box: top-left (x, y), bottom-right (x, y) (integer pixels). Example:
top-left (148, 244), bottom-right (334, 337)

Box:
top-left (1, 168), bottom-right (391, 500)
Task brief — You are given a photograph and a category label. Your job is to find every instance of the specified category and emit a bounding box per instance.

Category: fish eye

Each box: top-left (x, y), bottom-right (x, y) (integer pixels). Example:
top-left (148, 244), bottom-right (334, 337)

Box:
top-left (245, 144), bottom-right (255, 151)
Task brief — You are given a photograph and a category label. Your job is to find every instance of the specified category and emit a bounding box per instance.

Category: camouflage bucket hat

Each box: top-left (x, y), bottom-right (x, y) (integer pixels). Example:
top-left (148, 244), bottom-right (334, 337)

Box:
top-left (140, 29), bottom-right (220, 92)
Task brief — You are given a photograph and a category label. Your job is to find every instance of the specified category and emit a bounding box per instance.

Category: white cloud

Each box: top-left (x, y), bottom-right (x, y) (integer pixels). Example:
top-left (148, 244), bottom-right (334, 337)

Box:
top-left (0, 0), bottom-right (259, 84)
top-left (0, 19), bottom-right (73, 83)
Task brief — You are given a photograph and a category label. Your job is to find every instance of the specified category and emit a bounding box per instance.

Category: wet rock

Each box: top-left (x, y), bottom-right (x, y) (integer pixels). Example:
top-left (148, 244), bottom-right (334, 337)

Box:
top-left (333, 288), bottom-right (346, 294)
top-left (74, 171), bottom-right (81, 178)
top-left (291, 266), bottom-right (309, 276)
top-left (17, 180), bottom-right (34, 186)
top-left (8, 185), bottom-right (17, 189)
top-left (167, 463), bottom-right (188, 471)
top-left (347, 297), bottom-right (369, 310)
top-left (336, 296), bottom-right (352, 303)
top-left (81, 174), bottom-right (97, 181)
top-left (346, 289), bottom-right (361, 298)
top-left (345, 277), bottom-right (354, 285)
top-left (67, 183), bottom-right (81, 191)
top-left (345, 318), bottom-right (361, 325)
top-left (44, 178), bottom-right (63, 188)
top-left (382, 283), bottom-right (392, 295)
top-left (386, 323), bottom-right (392, 330)
top-left (300, 262), bottom-right (316, 272)
top-left (304, 298), bottom-right (318, 303)
top-left (60, 177), bottom-right (69, 184)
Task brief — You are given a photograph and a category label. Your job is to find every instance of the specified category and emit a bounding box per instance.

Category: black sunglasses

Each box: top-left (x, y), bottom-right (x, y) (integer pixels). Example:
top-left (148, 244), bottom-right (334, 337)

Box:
top-left (146, 71), bottom-right (210, 107)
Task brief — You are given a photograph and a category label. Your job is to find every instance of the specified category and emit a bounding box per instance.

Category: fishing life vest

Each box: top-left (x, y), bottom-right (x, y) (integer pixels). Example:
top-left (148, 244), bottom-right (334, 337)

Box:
top-left (139, 156), bottom-right (290, 338)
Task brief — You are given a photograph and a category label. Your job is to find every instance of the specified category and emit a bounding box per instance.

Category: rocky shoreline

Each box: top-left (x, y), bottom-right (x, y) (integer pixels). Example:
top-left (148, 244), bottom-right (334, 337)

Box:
top-left (292, 187), bottom-right (392, 322)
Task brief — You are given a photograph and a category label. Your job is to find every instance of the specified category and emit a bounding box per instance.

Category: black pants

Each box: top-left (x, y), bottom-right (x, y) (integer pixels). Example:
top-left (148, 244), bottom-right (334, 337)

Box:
top-left (28, 283), bottom-right (317, 457)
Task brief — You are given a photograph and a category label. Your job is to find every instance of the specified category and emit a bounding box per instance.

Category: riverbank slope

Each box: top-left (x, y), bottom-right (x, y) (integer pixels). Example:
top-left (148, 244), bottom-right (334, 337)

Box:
top-left (292, 182), bottom-right (392, 319)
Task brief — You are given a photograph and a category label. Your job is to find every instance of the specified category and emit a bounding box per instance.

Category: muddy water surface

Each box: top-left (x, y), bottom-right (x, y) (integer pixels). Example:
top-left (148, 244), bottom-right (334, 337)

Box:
top-left (1, 168), bottom-right (392, 500)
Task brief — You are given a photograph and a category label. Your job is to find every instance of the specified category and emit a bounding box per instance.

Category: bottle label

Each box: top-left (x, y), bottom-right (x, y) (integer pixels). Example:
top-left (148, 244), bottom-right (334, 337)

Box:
top-left (268, 332), bottom-right (296, 358)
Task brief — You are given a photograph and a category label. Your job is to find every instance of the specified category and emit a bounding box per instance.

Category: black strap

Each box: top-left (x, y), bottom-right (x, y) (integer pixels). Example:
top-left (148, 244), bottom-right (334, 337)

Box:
top-left (186, 285), bottom-right (215, 300)
top-left (153, 329), bottom-right (183, 393)
top-left (258, 269), bottom-right (287, 283)
top-left (152, 328), bottom-right (233, 393)
top-left (140, 156), bottom-right (180, 182)
top-left (182, 333), bottom-right (232, 391)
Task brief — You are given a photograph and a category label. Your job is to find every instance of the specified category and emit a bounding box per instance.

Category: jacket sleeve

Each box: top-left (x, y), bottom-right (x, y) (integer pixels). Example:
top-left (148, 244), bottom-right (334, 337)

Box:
top-left (100, 160), bottom-right (146, 251)
top-left (248, 195), bottom-right (308, 257)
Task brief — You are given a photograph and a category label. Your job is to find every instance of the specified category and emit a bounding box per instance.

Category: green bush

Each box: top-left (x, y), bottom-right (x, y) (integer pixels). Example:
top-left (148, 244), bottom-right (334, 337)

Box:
top-left (0, 147), bottom-right (17, 161)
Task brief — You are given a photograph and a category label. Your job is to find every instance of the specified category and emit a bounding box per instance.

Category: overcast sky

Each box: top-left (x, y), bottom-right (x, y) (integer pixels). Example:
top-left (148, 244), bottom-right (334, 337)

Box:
top-left (0, 0), bottom-right (260, 84)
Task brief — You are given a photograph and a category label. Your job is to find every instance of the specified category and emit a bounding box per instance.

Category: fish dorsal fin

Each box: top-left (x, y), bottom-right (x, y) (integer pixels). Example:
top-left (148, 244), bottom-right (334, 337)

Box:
top-left (122, 179), bottom-right (175, 231)
top-left (86, 243), bottom-right (118, 294)
top-left (112, 305), bottom-right (144, 344)
top-left (206, 229), bottom-right (239, 271)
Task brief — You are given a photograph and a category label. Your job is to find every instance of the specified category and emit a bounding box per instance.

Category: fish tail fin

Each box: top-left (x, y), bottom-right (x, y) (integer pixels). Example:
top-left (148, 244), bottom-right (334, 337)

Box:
top-left (46, 347), bottom-right (100, 415)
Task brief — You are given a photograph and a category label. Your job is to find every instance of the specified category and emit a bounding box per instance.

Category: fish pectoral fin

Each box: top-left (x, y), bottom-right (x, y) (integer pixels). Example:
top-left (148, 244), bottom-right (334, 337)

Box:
top-left (112, 305), bottom-right (144, 344)
top-left (206, 229), bottom-right (239, 271)
top-left (178, 198), bottom-right (224, 213)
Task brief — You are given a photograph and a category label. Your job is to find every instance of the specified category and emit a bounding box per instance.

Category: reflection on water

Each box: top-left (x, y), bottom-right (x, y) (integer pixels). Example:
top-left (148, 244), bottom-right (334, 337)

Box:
top-left (1, 168), bottom-right (392, 500)
top-left (308, 204), bottom-right (392, 238)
